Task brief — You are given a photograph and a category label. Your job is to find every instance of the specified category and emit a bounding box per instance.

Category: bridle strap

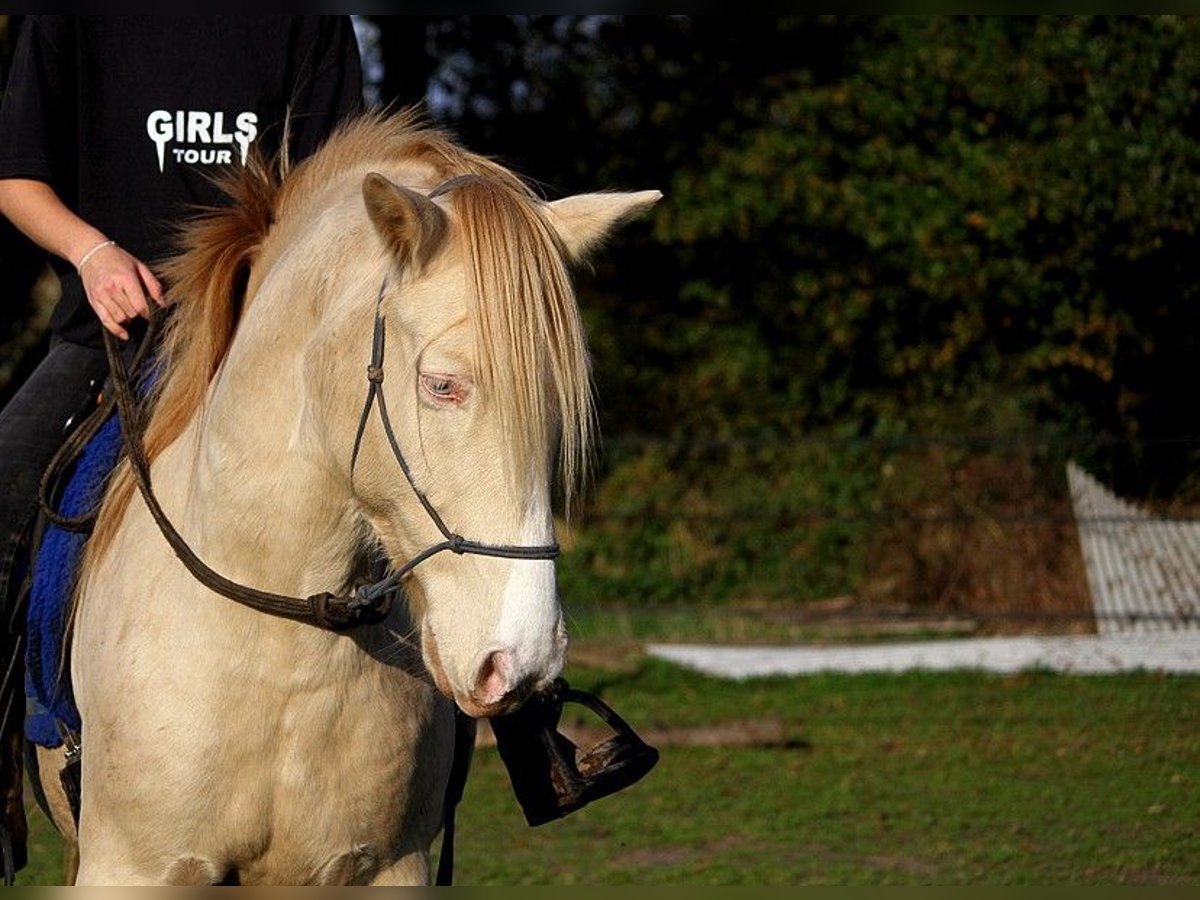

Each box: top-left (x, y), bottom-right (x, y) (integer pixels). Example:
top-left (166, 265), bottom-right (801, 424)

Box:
top-left (350, 280), bottom-right (561, 566)
top-left (102, 274), bottom-right (558, 633)
top-left (103, 325), bottom-right (388, 631)
top-left (38, 315), bottom-right (161, 533)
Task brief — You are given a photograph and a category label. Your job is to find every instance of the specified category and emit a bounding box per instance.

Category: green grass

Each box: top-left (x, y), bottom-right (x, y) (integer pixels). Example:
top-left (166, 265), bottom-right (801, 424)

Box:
top-left (562, 601), bottom-right (984, 645)
top-left (446, 660), bottom-right (1199, 885)
top-left (17, 658), bottom-right (1200, 885)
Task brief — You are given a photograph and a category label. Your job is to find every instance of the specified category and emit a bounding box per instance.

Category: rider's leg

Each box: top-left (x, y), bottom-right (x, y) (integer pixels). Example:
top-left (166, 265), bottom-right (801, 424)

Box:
top-left (0, 338), bottom-right (109, 605)
top-left (0, 338), bottom-right (109, 879)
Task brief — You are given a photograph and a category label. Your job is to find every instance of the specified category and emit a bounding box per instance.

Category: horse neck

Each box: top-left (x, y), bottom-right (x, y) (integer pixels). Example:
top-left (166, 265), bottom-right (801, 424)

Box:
top-left (172, 254), bottom-right (371, 602)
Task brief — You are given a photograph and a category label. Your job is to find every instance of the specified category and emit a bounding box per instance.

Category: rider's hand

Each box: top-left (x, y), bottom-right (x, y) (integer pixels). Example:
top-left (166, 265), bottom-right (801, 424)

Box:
top-left (77, 241), bottom-right (165, 341)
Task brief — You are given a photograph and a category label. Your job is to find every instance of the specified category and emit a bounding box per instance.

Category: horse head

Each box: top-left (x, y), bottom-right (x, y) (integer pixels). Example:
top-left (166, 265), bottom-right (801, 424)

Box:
top-left (343, 169), bottom-right (659, 718)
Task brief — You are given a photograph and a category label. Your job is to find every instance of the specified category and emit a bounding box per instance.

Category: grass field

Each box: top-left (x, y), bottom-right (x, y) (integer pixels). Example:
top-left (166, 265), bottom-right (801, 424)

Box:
top-left (17, 652), bottom-right (1200, 885)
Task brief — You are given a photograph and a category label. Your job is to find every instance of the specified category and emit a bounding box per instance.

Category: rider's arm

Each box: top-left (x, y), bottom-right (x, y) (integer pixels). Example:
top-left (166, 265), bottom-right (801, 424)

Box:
top-left (0, 177), bottom-right (163, 340)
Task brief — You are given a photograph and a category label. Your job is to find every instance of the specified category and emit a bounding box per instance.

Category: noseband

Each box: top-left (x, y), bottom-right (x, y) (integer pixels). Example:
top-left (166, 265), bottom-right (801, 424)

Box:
top-left (104, 275), bottom-right (559, 633)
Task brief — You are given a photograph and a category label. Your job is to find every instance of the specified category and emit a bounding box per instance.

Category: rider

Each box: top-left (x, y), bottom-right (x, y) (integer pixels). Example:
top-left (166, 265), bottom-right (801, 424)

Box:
top-left (0, 15), bottom-right (365, 876)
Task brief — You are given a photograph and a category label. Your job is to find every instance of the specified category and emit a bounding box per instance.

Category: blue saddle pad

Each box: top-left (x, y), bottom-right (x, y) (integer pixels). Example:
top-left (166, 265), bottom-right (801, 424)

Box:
top-left (25, 411), bottom-right (123, 748)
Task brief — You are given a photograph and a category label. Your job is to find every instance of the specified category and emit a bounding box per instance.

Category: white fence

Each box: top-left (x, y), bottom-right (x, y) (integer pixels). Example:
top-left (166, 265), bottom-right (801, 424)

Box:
top-left (1068, 461), bottom-right (1200, 634)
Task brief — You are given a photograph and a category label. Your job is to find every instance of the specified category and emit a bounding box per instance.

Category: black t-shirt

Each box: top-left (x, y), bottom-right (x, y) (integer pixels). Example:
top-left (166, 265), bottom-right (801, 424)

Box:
top-left (0, 15), bottom-right (364, 347)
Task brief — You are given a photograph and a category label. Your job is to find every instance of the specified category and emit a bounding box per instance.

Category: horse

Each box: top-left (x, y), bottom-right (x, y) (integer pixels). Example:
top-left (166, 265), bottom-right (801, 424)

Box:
top-left (34, 110), bottom-right (659, 885)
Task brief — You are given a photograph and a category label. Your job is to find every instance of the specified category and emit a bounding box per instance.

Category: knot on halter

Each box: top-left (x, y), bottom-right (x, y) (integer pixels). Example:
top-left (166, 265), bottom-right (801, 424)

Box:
top-left (448, 534), bottom-right (467, 554)
top-left (367, 365), bottom-right (384, 384)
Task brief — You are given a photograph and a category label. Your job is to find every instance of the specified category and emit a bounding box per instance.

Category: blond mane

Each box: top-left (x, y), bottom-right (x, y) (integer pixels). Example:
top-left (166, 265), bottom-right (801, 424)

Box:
top-left (88, 110), bottom-right (594, 561)
top-left (446, 174), bottom-right (595, 507)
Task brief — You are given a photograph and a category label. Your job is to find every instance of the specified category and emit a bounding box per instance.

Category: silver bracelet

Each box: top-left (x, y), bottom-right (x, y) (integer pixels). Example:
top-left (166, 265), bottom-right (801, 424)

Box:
top-left (77, 239), bottom-right (116, 272)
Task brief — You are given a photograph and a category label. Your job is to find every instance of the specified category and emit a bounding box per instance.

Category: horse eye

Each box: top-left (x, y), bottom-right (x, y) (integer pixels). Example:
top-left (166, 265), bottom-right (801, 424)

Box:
top-left (420, 373), bottom-right (465, 404)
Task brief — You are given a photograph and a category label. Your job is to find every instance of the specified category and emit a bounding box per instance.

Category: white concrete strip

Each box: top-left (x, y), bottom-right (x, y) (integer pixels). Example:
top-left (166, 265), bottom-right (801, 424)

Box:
top-left (647, 633), bottom-right (1200, 678)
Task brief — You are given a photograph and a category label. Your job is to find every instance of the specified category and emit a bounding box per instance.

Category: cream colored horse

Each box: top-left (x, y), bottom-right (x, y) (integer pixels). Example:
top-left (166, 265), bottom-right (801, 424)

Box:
top-left (39, 111), bottom-right (658, 885)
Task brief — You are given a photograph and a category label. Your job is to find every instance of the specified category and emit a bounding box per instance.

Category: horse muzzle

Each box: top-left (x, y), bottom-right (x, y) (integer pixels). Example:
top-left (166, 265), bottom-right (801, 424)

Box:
top-left (421, 623), bottom-right (565, 718)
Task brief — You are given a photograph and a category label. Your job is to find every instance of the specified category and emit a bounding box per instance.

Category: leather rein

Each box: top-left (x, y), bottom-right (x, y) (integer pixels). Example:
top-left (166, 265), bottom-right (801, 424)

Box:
top-left (99, 277), bottom-right (560, 632)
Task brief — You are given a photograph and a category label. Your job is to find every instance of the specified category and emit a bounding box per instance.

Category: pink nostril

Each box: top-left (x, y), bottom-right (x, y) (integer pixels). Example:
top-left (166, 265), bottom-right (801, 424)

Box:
top-left (474, 649), bottom-right (512, 706)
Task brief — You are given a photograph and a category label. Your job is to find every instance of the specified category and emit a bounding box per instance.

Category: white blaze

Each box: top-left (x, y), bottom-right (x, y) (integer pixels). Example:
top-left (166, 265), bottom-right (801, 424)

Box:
top-left (491, 494), bottom-right (562, 677)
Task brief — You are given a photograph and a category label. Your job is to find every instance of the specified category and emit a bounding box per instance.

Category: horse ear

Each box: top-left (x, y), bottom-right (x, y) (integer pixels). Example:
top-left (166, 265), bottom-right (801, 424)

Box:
top-left (363, 172), bottom-right (448, 270)
top-left (545, 190), bottom-right (662, 262)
